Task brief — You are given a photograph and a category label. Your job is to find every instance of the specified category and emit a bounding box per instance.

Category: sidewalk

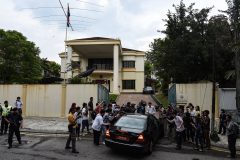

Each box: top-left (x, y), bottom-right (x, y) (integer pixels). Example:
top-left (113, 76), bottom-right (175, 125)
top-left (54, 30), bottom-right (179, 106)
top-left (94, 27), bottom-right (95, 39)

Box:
top-left (22, 117), bottom-right (68, 134)
top-left (211, 134), bottom-right (240, 150)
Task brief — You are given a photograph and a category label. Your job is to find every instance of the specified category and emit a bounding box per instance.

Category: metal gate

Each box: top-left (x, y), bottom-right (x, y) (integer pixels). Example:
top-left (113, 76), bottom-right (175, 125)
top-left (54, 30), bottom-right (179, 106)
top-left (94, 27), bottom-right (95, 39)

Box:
top-left (98, 84), bottom-right (109, 105)
top-left (168, 83), bottom-right (176, 105)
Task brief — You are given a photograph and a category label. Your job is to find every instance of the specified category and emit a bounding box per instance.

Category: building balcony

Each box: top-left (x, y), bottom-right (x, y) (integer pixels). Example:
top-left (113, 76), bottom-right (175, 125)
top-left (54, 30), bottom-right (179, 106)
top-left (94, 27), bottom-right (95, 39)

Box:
top-left (87, 64), bottom-right (113, 74)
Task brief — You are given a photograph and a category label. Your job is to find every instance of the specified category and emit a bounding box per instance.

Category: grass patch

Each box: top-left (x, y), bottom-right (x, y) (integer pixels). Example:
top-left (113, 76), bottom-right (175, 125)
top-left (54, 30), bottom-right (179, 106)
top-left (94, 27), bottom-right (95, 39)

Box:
top-left (155, 93), bottom-right (169, 108)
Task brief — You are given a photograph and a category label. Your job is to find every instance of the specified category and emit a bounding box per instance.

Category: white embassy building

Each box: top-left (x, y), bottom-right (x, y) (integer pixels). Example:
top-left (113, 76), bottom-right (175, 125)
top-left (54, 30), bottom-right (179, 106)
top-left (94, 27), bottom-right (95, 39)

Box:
top-left (59, 37), bottom-right (145, 94)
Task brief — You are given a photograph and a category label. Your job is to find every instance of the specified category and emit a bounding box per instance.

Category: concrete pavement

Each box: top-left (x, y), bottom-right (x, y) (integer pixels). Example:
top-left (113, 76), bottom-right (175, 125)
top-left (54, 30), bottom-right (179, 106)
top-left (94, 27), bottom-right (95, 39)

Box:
top-left (21, 116), bottom-right (240, 151)
top-left (0, 135), bottom-right (238, 160)
top-left (22, 117), bottom-right (68, 134)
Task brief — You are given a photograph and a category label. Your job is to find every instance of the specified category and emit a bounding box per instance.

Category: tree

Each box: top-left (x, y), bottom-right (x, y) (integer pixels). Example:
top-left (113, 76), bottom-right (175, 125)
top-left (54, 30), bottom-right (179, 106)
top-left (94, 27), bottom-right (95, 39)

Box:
top-left (225, 0), bottom-right (240, 112)
top-left (0, 29), bottom-right (42, 83)
top-left (144, 61), bottom-right (153, 78)
top-left (41, 58), bottom-right (61, 78)
top-left (147, 1), bottom-right (234, 93)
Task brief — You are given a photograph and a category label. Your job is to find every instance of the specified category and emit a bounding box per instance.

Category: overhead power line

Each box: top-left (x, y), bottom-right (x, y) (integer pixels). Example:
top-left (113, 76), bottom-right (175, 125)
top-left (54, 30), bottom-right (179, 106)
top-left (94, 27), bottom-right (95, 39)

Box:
top-left (45, 23), bottom-right (89, 26)
top-left (42, 20), bottom-right (93, 23)
top-left (20, 7), bottom-right (103, 12)
top-left (76, 0), bottom-right (104, 7)
top-left (33, 15), bottom-right (96, 20)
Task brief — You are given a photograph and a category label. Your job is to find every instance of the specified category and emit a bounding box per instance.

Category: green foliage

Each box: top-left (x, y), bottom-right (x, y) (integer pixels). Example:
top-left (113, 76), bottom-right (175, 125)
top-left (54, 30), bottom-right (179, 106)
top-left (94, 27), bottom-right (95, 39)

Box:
top-left (109, 94), bottom-right (118, 103)
top-left (155, 93), bottom-right (169, 108)
top-left (70, 77), bottom-right (83, 84)
top-left (41, 58), bottom-right (61, 77)
top-left (225, 0), bottom-right (240, 112)
top-left (0, 29), bottom-right (42, 83)
top-left (147, 1), bottom-right (235, 92)
top-left (144, 61), bottom-right (153, 78)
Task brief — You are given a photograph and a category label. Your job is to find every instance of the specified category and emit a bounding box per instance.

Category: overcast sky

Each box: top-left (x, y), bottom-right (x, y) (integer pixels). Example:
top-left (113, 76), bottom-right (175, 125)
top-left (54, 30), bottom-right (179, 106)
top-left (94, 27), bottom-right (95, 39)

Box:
top-left (0, 0), bottom-right (228, 64)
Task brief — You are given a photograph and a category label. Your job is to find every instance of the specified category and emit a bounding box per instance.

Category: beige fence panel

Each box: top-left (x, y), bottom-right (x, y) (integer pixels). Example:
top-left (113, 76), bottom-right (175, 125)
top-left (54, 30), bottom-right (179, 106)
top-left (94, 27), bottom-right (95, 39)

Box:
top-left (0, 84), bottom-right (99, 117)
top-left (0, 85), bottom-right (22, 107)
top-left (65, 84), bottom-right (98, 115)
top-left (25, 85), bottom-right (62, 117)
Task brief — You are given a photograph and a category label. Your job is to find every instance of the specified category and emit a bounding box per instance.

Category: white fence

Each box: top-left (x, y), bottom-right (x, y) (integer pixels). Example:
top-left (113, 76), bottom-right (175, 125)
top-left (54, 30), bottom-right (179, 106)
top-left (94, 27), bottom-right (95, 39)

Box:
top-left (173, 82), bottom-right (238, 118)
top-left (218, 88), bottom-right (236, 111)
top-left (175, 82), bottom-right (213, 114)
top-left (0, 84), bottom-right (98, 117)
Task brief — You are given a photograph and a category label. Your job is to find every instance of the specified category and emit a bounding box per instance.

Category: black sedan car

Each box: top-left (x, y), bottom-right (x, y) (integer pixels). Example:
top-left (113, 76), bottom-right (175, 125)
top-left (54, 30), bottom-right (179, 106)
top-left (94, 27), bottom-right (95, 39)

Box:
top-left (143, 86), bottom-right (154, 94)
top-left (105, 114), bottom-right (160, 155)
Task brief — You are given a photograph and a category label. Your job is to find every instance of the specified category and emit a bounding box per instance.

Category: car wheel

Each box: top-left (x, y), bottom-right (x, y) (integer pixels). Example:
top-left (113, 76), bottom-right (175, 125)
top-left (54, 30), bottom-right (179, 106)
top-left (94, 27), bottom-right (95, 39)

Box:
top-left (147, 139), bottom-right (153, 155)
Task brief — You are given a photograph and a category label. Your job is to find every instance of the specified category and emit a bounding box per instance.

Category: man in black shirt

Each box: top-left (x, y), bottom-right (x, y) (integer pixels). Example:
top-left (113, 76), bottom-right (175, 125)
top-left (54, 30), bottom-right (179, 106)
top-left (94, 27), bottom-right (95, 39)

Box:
top-left (218, 109), bottom-right (227, 135)
top-left (88, 97), bottom-right (94, 122)
top-left (5, 107), bottom-right (23, 149)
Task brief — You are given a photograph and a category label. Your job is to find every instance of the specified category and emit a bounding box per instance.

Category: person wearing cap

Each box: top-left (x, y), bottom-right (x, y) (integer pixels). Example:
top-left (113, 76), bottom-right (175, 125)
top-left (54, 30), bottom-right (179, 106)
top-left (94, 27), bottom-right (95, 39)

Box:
top-left (1, 101), bottom-right (12, 135)
top-left (5, 107), bottom-right (22, 149)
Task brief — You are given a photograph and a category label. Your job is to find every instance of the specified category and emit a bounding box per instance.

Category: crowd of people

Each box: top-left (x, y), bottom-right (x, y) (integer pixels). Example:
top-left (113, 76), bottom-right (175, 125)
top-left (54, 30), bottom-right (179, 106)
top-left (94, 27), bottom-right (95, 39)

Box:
top-left (0, 96), bottom-right (238, 158)
top-left (65, 99), bottom-right (239, 158)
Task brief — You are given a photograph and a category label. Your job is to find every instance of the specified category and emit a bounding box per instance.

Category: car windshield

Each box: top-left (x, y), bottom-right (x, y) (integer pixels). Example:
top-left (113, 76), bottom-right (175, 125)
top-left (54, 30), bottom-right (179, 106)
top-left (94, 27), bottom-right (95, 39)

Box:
top-left (114, 116), bottom-right (146, 130)
top-left (146, 87), bottom-right (152, 90)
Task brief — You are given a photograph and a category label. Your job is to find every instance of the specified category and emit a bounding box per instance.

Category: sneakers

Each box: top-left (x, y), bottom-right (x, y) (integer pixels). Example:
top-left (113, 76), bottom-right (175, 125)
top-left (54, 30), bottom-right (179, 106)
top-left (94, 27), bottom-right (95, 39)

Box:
top-left (65, 146), bottom-right (72, 149)
top-left (8, 145), bottom-right (12, 149)
top-left (72, 150), bottom-right (79, 154)
top-left (175, 147), bottom-right (181, 150)
top-left (199, 149), bottom-right (203, 152)
top-left (227, 155), bottom-right (236, 159)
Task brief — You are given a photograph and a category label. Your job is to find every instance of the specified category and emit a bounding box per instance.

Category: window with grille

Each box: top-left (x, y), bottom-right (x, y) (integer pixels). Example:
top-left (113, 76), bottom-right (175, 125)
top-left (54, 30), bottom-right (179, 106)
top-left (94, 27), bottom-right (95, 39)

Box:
top-left (122, 61), bottom-right (135, 68)
top-left (122, 80), bottom-right (135, 89)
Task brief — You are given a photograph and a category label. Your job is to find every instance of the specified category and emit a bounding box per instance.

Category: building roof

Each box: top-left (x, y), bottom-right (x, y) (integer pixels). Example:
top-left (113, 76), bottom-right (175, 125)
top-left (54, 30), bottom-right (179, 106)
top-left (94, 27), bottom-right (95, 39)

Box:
top-left (122, 48), bottom-right (144, 52)
top-left (67, 37), bottom-right (119, 42)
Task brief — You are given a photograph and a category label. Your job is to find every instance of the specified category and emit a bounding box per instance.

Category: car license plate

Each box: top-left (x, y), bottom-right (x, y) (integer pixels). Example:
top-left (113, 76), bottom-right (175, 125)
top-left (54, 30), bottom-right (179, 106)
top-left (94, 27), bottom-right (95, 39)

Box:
top-left (116, 136), bottom-right (128, 141)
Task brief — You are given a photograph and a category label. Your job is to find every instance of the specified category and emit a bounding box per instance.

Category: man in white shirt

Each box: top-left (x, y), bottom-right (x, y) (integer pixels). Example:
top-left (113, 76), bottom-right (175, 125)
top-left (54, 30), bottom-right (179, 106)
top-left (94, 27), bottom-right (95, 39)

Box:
top-left (81, 103), bottom-right (90, 135)
top-left (146, 102), bottom-right (156, 115)
top-left (167, 110), bottom-right (185, 150)
top-left (15, 97), bottom-right (23, 115)
top-left (92, 109), bottom-right (105, 145)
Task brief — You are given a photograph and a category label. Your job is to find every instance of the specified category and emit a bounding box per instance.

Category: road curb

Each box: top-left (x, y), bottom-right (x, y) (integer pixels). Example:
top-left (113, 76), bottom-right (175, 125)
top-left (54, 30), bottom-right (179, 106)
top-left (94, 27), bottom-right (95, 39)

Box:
top-left (211, 140), bottom-right (240, 151)
top-left (21, 129), bottom-right (93, 138)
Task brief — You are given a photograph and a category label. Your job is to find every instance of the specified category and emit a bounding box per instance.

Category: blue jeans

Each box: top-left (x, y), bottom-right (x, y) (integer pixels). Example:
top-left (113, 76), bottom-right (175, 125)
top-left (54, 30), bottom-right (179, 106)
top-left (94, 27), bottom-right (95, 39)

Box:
top-left (195, 131), bottom-right (203, 149)
top-left (82, 120), bottom-right (89, 133)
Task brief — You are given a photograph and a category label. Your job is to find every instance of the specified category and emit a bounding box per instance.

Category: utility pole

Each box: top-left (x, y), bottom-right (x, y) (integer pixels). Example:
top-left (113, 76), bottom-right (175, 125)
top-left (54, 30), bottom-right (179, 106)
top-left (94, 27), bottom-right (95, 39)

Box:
top-left (211, 40), bottom-right (216, 132)
top-left (58, 0), bottom-right (73, 84)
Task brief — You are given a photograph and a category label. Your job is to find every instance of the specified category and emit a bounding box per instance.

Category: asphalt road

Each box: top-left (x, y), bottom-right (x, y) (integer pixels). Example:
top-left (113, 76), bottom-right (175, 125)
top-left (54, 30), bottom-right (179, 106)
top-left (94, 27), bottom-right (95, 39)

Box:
top-left (0, 133), bottom-right (238, 160)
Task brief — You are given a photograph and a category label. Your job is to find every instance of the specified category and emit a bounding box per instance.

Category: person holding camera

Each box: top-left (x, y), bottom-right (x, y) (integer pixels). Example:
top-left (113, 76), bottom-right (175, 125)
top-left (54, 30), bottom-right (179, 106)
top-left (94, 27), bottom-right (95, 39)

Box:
top-left (65, 107), bottom-right (79, 154)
